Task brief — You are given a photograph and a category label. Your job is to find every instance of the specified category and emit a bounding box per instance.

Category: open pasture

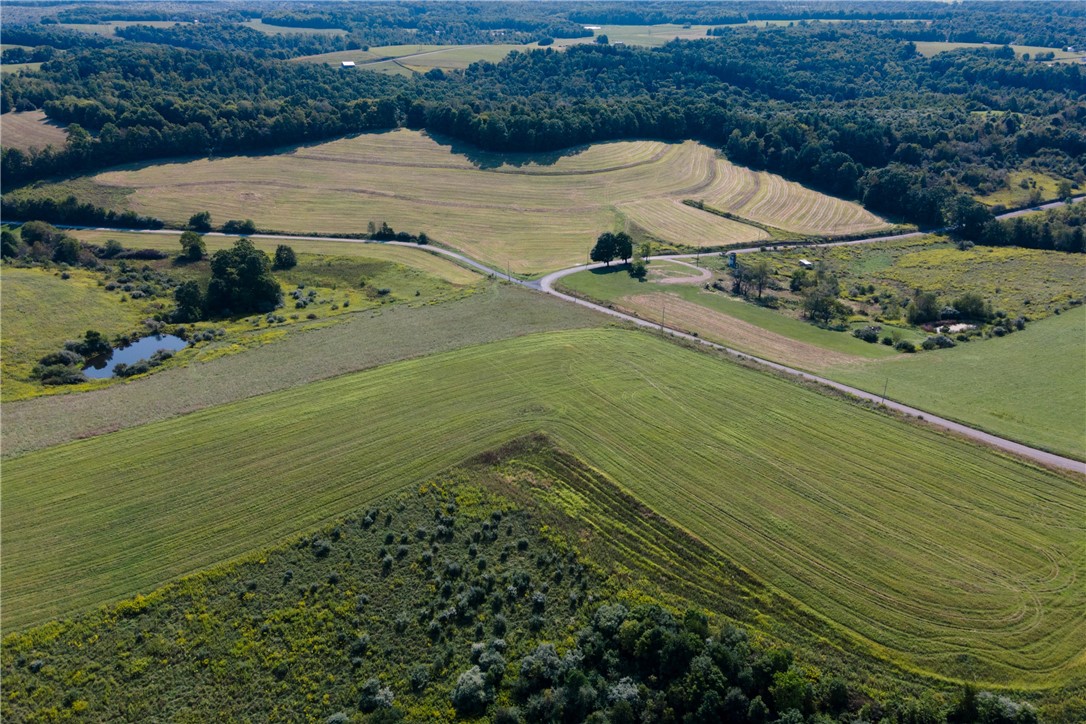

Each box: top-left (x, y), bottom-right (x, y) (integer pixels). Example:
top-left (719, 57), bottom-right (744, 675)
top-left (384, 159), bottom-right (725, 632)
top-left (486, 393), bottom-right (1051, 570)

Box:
top-left (57, 130), bottom-right (885, 274)
top-left (913, 41), bottom-right (1082, 62)
top-left (295, 44), bottom-right (524, 74)
top-left (240, 19), bottom-right (346, 36)
top-left (0, 110), bottom-right (67, 150)
top-left (562, 238), bottom-right (1086, 459)
top-left (977, 169), bottom-right (1074, 209)
top-left (0, 62), bottom-right (41, 77)
top-left (3, 328), bottom-right (1082, 688)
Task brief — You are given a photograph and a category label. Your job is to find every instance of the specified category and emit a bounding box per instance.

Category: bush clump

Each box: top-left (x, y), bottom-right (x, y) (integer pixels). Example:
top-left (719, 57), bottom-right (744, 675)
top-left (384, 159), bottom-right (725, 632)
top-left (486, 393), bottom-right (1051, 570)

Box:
top-left (851, 325), bottom-right (880, 343)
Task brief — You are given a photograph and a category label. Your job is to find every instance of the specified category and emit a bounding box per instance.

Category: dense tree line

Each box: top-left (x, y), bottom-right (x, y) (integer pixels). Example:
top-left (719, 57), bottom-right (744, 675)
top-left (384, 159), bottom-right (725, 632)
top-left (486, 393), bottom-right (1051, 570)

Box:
top-left (2, 19), bottom-right (1082, 232)
top-left (984, 202), bottom-right (1086, 252)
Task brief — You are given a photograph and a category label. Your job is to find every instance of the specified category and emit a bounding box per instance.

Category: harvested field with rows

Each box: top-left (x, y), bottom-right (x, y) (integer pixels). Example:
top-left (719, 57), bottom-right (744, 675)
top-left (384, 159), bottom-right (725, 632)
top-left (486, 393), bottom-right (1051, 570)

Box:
top-left (33, 131), bottom-right (887, 273)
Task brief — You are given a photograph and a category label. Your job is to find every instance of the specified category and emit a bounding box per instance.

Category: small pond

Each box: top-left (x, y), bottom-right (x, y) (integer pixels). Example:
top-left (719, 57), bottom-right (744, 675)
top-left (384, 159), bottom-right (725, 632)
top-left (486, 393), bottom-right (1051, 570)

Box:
top-left (82, 334), bottom-right (188, 379)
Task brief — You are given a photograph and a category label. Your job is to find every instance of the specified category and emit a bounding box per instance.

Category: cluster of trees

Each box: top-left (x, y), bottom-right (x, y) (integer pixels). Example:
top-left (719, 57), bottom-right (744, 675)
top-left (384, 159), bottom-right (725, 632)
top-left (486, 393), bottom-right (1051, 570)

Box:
top-left (983, 202), bottom-right (1086, 252)
top-left (589, 232), bottom-right (633, 266)
top-left (172, 238), bottom-right (283, 321)
top-left (1, 220), bottom-right (90, 265)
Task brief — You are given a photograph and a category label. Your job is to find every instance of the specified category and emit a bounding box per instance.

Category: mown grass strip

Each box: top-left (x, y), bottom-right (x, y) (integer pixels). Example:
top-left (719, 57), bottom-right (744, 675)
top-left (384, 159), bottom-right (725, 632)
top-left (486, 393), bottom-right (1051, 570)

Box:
top-left (3, 328), bottom-right (1082, 688)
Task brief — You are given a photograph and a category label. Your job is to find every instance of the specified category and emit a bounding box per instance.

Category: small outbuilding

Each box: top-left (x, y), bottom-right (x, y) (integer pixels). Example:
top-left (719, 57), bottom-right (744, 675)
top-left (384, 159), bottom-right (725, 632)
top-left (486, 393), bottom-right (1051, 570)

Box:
top-left (341, 61), bottom-right (356, 68)
top-left (799, 259), bottom-right (814, 268)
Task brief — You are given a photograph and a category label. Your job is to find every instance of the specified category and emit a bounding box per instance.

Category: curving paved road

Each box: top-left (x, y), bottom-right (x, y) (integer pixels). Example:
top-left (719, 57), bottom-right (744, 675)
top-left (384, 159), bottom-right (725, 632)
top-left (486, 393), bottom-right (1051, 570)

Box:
top-left (36, 195), bottom-right (1086, 474)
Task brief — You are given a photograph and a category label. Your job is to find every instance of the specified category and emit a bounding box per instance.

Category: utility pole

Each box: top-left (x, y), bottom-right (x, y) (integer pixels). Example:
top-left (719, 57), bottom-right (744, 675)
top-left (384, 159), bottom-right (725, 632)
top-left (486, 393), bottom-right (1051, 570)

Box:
top-left (881, 378), bottom-right (888, 406)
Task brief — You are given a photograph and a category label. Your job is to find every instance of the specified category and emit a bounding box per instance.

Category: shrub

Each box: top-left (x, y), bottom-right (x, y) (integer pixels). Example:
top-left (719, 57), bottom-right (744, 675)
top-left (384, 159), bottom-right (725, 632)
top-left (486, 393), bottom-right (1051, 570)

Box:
top-left (992, 326), bottom-right (1007, 337)
top-left (358, 678), bottom-right (394, 712)
top-left (33, 363), bottom-right (87, 385)
top-left (273, 244), bottom-right (297, 270)
top-left (880, 335), bottom-right (893, 346)
top-left (894, 340), bottom-right (917, 353)
top-left (311, 539), bottom-right (332, 558)
top-left (851, 326), bottom-right (880, 343)
top-left (409, 665), bottom-right (430, 692)
top-left (38, 349), bottom-right (84, 367)
top-left (450, 666), bottom-right (492, 717)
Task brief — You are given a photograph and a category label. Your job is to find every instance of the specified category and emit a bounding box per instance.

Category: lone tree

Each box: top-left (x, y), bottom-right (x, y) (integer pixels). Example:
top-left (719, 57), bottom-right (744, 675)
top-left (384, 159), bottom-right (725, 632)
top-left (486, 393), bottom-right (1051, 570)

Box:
top-left (273, 244), bottom-right (297, 270)
top-left (590, 232), bottom-right (617, 266)
top-left (188, 211), bottom-right (212, 232)
top-left (205, 238), bottom-right (281, 316)
top-left (179, 230), bottom-right (206, 261)
top-left (613, 232), bottom-right (633, 263)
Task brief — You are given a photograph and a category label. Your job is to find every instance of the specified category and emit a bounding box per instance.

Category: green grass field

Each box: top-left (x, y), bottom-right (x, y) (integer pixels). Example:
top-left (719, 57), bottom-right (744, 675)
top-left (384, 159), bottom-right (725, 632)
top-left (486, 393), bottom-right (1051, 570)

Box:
top-left (241, 18), bottom-right (345, 36)
top-left (17, 130), bottom-right (885, 274)
top-left (4, 328), bottom-right (1081, 689)
top-left (830, 305), bottom-right (1086, 460)
top-left (58, 21), bottom-right (181, 36)
top-left (69, 230), bottom-right (482, 285)
top-left (0, 266), bottom-right (166, 400)
top-left (560, 242), bottom-right (1086, 459)
top-left (6, 437), bottom-right (1011, 722)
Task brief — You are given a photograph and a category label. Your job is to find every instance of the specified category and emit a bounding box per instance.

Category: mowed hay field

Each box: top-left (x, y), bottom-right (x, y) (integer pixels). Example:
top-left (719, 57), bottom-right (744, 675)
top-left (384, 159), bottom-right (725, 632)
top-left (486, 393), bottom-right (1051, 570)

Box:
top-left (0, 111), bottom-right (68, 151)
top-left (70, 130), bottom-right (886, 273)
top-left (4, 328), bottom-right (1083, 688)
top-left (697, 158), bottom-right (887, 236)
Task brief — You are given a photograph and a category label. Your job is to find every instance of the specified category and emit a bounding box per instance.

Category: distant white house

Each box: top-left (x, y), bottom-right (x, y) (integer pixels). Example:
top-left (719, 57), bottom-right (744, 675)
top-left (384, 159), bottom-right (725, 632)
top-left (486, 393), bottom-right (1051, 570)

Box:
top-left (583, 25), bottom-right (602, 30)
top-left (341, 61), bottom-right (356, 68)
top-left (799, 259), bottom-right (814, 268)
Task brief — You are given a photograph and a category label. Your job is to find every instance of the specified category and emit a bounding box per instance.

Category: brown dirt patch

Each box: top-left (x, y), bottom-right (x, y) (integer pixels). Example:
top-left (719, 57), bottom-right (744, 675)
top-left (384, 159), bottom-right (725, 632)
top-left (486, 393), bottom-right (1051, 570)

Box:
top-left (619, 292), bottom-right (863, 369)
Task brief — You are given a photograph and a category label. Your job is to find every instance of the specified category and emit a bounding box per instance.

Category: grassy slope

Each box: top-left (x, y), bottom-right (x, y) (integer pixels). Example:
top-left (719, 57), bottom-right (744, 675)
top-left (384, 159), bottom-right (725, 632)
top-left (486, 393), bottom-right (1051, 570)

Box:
top-left (2, 284), bottom-right (606, 457)
top-left (5, 439), bottom-right (998, 722)
top-left (830, 305), bottom-right (1086, 460)
top-left (15, 131), bottom-right (884, 274)
top-left (3, 328), bottom-right (1082, 688)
